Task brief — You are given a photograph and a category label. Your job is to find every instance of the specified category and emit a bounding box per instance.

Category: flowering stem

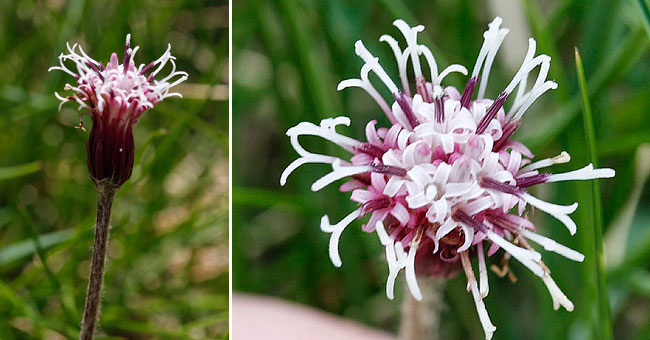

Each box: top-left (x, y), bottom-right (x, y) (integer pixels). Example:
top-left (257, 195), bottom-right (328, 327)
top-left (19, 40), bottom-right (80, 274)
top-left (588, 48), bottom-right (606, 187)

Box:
top-left (400, 277), bottom-right (445, 340)
top-left (80, 181), bottom-right (117, 340)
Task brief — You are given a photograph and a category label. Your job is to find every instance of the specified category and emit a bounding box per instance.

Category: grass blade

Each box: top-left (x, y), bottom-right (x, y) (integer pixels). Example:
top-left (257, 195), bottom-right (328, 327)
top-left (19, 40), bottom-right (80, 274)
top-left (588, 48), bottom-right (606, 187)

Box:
top-left (0, 161), bottom-right (41, 181)
top-left (636, 0), bottom-right (650, 38)
top-left (575, 47), bottom-right (613, 340)
top-left (278, 0), bottom-right (341, 119)
top-left (17, 204), bottom-right (78, 322)
top-left (522, 28), bottom-right (649, 149)
top-left (0, 229), bottom-right (74, 266)
top-left (521, 0), bottom-right (570, 102)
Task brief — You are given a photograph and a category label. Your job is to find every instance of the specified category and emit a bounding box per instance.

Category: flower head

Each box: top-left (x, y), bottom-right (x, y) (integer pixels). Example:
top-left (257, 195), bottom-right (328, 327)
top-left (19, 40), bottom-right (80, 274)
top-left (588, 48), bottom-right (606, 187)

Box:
top-left (281, 17), bottom-right (615, 340)
top-left (50, 34), bottom-right (188, 187)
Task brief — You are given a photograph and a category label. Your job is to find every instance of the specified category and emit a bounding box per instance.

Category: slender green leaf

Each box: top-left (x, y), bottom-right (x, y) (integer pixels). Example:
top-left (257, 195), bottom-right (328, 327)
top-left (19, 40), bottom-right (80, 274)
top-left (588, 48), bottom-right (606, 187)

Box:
top-left (522, 28), bottom-right (649, 149)
top-left (232, 186), bottom-right (302, 208)
top-left (521, 0), bottom-right (570, 102)
top-left (17, 204), bottom-right (78, 322)
top-left (0, 161), bottom-right (41, 181)
top-left (636, 0), bottom-right (650, 39)
top-left (0, 229), bottom-right (74, 266)
top-left (547, 0), bottom-right (575, 30)
top-left (575, 48), bottom-right (613, 340)
top-left (278, 0), bottom-right (340, 119)
top-left (599, 132), bottom-right (650, 156)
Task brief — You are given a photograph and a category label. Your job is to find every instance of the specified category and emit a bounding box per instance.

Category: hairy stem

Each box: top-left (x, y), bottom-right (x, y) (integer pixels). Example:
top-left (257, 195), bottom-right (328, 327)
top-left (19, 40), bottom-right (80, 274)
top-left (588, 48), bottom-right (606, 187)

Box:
top-left (80, 181), bottom-right (117, 340)
top-left (400, 277), bottom-right (446, 340)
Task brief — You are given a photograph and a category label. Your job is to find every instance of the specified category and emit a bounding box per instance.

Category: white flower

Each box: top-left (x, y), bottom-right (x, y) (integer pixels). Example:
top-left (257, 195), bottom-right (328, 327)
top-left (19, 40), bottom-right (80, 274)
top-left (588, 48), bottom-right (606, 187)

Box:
top-left (281, 17), bottom-right (615, 340)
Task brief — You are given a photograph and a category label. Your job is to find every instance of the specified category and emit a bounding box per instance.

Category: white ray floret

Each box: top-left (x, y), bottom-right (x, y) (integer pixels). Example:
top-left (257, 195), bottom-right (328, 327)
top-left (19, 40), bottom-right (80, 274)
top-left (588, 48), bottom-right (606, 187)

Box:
top-left (393, 20), bottom-right (425, 81)
top-left (520, 229), bottom-right (585, 262)
top-left (311, 160), bottom-right (374, 191)
top-left (354, 41), bottom-right (400, 94)
top-left (49, 35), bottom-right (187, 115)
top-left (320, 209), bottom-right (362, 267)
top-left (521, 193), bottom-right (578, 235)
top-left (487, 231), bottom-right (544, 277)
top-left (338, 63), bottom-right (395, 122)
top-left (461, 251), bottom-right (496, 340)
top-left (541, 272), bottom-right (575, 311)
top-left (471, 17), bottom-right (508, 99)
top-left (477, 242), bottom-right (489, 297)
top-left (403, 241), bottom-right (423, 301)
top-left (519, 151), bottom-right (570, 174)
top-left (376, 221), bottom-right (409, 300)
top-left (281, 117), bottom-right (363, 186)
top-left (546, 163), bottom-right (616, 183)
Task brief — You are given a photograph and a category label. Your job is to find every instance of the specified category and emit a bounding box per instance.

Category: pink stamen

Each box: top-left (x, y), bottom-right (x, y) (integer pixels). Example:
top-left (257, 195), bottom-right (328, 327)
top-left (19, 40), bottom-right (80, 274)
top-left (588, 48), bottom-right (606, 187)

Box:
top-left (460, 76), bottom-right (478, 109)
top-left (476, 91), bottom-right (509, 134)
top-left (516, 173), bottom-right (550, 188)
top-left (394, 92), bottom-right (419, 128)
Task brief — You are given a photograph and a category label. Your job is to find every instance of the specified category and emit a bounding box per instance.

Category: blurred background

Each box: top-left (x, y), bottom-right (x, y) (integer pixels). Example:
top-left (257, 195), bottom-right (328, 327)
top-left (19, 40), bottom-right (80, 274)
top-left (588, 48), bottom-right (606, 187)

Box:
top-left (0, 0), bottom-right (228, 339)
top-left (232, 0), bottom-right (650, 339)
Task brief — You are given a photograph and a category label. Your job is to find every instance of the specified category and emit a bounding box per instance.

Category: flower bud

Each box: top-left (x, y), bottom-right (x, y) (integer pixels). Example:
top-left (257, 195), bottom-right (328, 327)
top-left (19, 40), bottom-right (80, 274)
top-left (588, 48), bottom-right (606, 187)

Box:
top-left (50, 35), bottom-right (188, 187)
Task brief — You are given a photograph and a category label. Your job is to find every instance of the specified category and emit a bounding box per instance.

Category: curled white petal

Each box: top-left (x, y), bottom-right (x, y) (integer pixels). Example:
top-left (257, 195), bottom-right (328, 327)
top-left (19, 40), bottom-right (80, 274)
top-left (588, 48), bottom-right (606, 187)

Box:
top-left (487, 231), bottom-right (544, 276)
top-left (521, 229), bottom-right (585, 262)
top-left (510, 80), bottom-right (557, 121)
top-left (403, 242), bottom-right (422, 301)
top-left (418, 45), bottom-right (441, 85)
top-left (477, 242), bottom-right (489, 298)
top-left (541, 273), bottom-right (574, 311)
top-left (376, 221), bottom-right (408, 300)
top-left (280, 154), bottom-right (337, 186)
top-left (282, 117), bottom-right (365, 186)
top-left (521, 193), bottom-right (578, 235)
top-left (311, 160), bottom-right (371, 191)
top-left (478, 26), bottom-right (509, 99)
top-left (393, 19), bottom-right (425, 81)
top-left (320, 209), bottom-right (362, 267)
top-left (379, 34), bottom-right (411, 96)
top-left (519, 151), bottom-right (570, 174)
top-left (461, 251), bottom-right (496, 340)
top-left (438, 64), bottom-right (468, 82)
top-left (458, 224), bottom-right (474, 252)
top-left (546, 164), bottom-right (616, 183)
top-left (338, 63), bottom-right (395, 122)
top-left (354, 41), bottom-right (399, 94)
top-left (286, 117), bottom-right (362, 152)
top-left (51, 38), bottom-right (186, 113)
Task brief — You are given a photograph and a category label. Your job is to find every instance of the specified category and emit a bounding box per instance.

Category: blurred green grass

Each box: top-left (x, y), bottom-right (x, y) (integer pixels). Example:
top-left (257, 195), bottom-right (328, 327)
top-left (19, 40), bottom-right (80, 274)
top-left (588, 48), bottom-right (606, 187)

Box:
top-left (0, 0), bottom-right (229, 339)
top-left (232, 0), bottom-right (650, 339)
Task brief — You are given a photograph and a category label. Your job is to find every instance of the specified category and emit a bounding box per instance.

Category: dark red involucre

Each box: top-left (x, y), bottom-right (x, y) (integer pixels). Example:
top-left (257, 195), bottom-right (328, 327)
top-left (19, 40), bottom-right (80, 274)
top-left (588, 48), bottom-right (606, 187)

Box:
top-left (86, 111), bottom-right (135, 186)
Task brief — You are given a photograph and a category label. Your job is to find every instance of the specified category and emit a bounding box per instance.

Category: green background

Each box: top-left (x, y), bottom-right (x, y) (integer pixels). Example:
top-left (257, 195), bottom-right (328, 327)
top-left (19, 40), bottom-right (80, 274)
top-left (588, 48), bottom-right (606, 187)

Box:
top-left (233, 0), bottom-right (650, 339)
top-left (0, 0), bottom-right (229, 339)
